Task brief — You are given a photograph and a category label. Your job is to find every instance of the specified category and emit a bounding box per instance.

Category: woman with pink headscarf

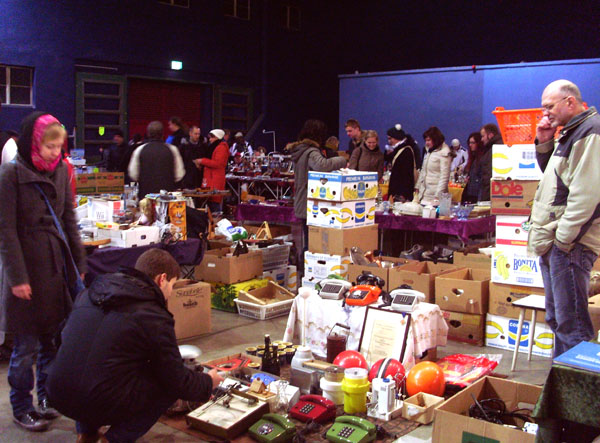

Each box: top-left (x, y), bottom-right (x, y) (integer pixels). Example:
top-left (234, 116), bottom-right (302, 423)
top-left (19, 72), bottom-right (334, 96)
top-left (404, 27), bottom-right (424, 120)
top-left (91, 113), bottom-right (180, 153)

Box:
top-left (0, 112), bottom-right (86, 432)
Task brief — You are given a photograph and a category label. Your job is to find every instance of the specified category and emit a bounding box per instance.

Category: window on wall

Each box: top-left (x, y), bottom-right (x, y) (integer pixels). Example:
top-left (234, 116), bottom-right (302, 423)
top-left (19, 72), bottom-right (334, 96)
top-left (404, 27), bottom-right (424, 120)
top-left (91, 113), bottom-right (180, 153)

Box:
top-left (0, 65), bottom-right (33, 106)
top-left (224, 0), bottom-right (250, 20)
top-left (215, 88), bottom-right (253, 133)
top-left (280, 5), bottom-right (300, 30)
top-left (157, 0), bottom-right (190, 7)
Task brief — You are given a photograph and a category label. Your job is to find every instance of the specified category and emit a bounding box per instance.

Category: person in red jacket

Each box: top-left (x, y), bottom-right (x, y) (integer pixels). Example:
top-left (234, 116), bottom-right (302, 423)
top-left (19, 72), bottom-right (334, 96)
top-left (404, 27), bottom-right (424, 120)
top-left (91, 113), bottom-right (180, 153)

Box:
top-left (194, 129), bottom-right (228, 213)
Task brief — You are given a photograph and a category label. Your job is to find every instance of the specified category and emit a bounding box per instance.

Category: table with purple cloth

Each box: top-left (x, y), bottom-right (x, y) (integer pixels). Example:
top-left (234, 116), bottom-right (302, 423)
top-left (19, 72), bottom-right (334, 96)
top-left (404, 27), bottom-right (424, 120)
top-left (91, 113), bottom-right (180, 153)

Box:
top-left (236, 202), bottom-right (299, 223)
top-left (85, 238), bottom-right (204, 284)
top-left (375, 212), bottom-right (495, 245)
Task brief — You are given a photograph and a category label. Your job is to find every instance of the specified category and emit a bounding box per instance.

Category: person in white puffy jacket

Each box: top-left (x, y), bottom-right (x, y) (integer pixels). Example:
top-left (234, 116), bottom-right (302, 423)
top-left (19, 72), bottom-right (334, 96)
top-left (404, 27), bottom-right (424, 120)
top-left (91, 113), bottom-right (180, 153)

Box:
top-left (416, 126), bottom-right (454, 205)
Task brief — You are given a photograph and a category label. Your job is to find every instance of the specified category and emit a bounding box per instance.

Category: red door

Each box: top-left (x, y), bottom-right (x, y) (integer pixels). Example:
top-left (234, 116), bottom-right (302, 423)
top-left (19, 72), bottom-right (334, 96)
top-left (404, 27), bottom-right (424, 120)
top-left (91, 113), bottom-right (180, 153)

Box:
top-left (128, 78), bottom-right (204, 140)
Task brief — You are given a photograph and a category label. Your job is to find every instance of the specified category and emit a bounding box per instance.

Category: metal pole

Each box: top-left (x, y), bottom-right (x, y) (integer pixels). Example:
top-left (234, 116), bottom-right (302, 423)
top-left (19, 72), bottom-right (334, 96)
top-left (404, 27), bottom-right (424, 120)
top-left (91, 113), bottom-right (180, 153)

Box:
top-left (263, 129), bottom-right (276, 152)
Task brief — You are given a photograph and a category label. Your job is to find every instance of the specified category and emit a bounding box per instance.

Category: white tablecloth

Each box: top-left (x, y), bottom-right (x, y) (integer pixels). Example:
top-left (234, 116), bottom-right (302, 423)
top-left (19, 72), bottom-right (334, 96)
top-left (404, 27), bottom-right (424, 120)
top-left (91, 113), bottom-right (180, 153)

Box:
top-left (282, 295), bottom-right (448, 370)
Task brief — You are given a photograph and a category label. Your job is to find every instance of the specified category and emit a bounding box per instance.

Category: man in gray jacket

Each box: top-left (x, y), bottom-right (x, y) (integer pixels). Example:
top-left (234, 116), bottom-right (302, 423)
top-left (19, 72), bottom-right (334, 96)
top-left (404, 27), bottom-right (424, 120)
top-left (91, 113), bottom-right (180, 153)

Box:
top-left (529, 80), bottom-right (600, 356)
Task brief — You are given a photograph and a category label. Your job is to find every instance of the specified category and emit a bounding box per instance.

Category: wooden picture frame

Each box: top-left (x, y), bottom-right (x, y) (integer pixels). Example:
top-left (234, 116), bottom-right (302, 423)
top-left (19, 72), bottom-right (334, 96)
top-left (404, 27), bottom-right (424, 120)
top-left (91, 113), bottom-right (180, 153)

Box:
top-left (358, 306), bottom-right (411, 366)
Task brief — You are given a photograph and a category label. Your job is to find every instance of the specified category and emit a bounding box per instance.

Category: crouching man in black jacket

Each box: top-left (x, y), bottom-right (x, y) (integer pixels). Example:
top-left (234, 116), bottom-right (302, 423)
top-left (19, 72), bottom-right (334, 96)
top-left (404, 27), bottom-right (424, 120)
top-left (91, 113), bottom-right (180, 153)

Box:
top-left (46, 249), bottom-right (223, 442)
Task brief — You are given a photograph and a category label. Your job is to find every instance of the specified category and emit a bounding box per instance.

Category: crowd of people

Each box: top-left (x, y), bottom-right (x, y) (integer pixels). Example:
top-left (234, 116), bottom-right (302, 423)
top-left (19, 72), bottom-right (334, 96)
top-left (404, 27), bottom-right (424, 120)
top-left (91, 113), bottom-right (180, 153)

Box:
top-left (0, 79), bottom-right (599, 442)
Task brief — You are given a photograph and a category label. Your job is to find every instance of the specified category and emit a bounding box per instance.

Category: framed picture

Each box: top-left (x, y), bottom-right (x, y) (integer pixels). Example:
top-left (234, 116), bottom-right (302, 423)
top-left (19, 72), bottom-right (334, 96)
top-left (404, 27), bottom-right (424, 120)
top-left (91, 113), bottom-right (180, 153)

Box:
top-left (358, 306), bottom-right (411, 366)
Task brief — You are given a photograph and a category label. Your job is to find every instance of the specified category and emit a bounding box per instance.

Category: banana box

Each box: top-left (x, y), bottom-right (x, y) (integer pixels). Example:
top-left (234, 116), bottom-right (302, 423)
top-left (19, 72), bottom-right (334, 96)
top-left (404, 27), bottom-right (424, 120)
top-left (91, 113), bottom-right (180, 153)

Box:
top-left (485, 313), bottom-right (553, 357)
top-left (306, 198), bottom-right (376, 229)
top-left (495, 215), bottom-right (530, 249)
top-left (262, 266), bottom-right (287, 286)
top-left (492, 248), bottom-right (543, 288)
top-left (300, 276), bottom-right (318, 291)
top-left (307, 170), bottom-right (378, 201)
top-left (304, 251), bottom-right (351, 280)
top-left (492, 144), bottom-right (543, 180)
top-left (285, 265), bottom-right (298, 293)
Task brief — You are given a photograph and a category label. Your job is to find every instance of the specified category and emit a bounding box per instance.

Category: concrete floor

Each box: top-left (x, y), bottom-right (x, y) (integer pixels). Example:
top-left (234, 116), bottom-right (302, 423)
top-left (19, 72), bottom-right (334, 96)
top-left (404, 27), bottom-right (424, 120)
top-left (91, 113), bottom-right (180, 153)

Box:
top-left (0, 309), bottom-right (552, 442)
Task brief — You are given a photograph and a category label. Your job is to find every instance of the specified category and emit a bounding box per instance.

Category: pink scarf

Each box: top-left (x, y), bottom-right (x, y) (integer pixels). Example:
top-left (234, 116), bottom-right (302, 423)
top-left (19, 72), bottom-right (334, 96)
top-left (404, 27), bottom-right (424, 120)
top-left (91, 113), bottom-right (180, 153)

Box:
top-left (31, 114), bottom-right (62, 172)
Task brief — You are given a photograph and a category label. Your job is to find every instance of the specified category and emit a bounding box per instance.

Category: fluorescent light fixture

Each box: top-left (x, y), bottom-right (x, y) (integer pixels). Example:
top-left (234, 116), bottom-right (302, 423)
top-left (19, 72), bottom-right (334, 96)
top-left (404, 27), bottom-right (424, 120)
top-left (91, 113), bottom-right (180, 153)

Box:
top-left (171, 60), bottom-right (183, 70)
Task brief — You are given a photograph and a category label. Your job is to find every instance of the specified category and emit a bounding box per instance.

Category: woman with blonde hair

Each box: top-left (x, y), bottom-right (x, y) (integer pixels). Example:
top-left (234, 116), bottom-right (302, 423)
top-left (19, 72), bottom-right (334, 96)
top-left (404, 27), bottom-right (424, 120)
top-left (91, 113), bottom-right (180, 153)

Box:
top-left (348, 129), bottom-right (384, 180)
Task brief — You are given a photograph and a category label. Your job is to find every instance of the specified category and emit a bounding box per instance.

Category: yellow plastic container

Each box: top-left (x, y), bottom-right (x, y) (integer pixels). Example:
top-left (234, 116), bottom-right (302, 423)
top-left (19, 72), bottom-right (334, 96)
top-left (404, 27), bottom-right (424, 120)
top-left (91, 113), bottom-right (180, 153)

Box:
top-left (341, 368), bottom-right (370, 413)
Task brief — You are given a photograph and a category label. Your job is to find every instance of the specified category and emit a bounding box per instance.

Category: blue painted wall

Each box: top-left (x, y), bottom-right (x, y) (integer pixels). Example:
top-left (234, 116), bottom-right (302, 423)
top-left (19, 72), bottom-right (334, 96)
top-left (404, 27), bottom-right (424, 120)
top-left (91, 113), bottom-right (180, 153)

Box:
top-left (339, 59), bottom-right (600, 149)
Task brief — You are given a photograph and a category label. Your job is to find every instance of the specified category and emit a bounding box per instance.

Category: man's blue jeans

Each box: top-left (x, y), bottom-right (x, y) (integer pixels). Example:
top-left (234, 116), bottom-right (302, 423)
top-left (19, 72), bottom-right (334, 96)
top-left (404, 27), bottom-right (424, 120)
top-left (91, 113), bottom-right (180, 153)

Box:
top-left (76, 395), bottom-right (175, 442)
top-left (540, 243), bottom-right (597, 357)
top-left (8, 332), bottom-right (56, 416)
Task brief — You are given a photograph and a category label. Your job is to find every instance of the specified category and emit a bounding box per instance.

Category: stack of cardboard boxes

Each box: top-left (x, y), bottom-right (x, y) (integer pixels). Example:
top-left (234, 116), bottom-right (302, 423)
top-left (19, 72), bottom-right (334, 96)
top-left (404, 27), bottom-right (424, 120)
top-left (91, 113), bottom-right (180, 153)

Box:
top-left (486, 144), bottom-right (553, 357)
top-left (303, 170), bottom-right (379, 287)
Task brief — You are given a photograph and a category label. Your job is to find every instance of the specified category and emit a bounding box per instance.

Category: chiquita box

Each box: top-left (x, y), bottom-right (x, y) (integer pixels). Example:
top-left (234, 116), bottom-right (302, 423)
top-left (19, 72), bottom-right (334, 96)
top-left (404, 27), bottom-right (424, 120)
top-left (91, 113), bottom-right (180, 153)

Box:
top-left (306, 198), bottom-right (376, 229)
top-left (485, 313), bottom-right (553, 357)
top-left (307, 170), bottom-right (378, 201)
top-left (491, 248), bottom-right (543, 288)
top-left (492, 144), bottom-right (543, 180)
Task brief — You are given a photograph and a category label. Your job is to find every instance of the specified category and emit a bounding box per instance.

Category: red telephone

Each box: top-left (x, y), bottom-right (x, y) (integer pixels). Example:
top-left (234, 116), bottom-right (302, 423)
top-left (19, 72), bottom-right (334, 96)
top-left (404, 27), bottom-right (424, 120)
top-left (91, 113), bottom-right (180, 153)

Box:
top-left (343, 272), bottom-right (385, 307)
top-left (288, 394), bottom-right (337, 423)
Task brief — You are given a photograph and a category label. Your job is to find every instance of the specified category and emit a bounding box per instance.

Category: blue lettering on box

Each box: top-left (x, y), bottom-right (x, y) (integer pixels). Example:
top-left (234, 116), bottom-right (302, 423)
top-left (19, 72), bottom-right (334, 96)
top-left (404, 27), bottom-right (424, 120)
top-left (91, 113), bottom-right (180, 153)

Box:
top-left (508, 319), bottom-right (529, 346)
top-left (319, 187), bottom-right (326, 198)
top-left (357, 182), bottom-right (366, 198)
top-left (355, 202), bottom-right (366, 223)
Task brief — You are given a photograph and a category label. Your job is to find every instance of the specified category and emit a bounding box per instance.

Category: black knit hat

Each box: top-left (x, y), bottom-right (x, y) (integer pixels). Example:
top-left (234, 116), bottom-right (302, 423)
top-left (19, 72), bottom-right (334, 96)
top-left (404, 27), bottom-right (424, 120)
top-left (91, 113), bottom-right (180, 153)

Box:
top-left (387, 123), bottom-right (406, 140)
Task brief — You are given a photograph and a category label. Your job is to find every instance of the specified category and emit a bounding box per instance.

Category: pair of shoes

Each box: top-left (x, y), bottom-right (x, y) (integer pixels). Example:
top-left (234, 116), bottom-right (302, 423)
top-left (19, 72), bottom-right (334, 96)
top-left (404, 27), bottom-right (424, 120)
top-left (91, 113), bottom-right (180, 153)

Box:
top-left (13, 411), bottom-right (49, 432)
top-left (76, 432), bottom-right (108, 443)
top-left (400, 244), bottom-right (424, 260)
top-left (422, 245), bottom-right (454, 264)
top-left (38, 398), bottom-right (60, 419)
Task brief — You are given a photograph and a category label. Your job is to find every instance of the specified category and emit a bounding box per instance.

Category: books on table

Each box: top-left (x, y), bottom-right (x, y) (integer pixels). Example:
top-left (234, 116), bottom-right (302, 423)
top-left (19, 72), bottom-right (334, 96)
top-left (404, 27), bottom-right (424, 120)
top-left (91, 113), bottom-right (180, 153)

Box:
top-left (553, 341), bottom-right (600, 373)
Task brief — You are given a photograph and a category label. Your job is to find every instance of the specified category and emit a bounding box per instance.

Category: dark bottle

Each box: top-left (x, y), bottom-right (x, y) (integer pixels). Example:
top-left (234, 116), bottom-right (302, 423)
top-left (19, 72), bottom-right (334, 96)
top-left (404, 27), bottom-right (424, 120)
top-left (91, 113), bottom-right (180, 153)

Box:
top-left (261, 334), bottom-right (272, 372)
top-left (271, 344), bottom-right (281, 376)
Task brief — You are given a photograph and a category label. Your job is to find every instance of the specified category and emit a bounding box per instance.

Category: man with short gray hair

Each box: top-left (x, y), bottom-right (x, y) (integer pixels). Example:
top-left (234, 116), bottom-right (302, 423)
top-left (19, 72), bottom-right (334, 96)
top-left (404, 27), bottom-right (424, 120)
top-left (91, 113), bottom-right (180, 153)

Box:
top-left (128, 120), bottom-right (185, 199)
top-left (529, 79), bottom-right (600, 355)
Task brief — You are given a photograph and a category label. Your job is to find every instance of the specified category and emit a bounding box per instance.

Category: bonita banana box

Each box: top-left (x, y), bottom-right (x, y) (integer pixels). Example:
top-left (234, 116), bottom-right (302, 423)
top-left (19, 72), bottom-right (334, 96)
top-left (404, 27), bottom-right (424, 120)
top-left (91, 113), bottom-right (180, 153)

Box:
top-left (307, 170), bottom-right (378, 201)
top-left (492, 144), bottom-right (543, 180)
top-left (304, 251), bottom-right (351, 280)
top-left (485, 313), bottom-right (553, 357)
top-left (306, 198), bottom-right (376, 229)
top-left (492, 248), bottom-right (543, 288)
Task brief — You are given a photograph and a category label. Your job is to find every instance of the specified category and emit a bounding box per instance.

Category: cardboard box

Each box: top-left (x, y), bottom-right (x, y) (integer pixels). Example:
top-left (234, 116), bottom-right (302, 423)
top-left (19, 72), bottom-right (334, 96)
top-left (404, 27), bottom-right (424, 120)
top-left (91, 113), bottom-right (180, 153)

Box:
top-left (442, 310), bottom-right (485, 346)
top-left (308, 224), bottom-right (378, 256)
top-left (492, 144), bottom-right (543, 180)
top-left (435, 268), bottom-right (490, 314)
top-left (346, 257), bottom-right (417, 292)
top-left (389, 262), bottom-right (464, 303)
top-left (300, 276), bottom-right (318, 290)
top-left (195, 248), bottom-right (263, 284)
top-left (261, 267), bottom-right (287, 286)
top-left (95, 171), bottom-right (125, 194)
top-left (209, 278), bottom-right (269, 312)
top-left (152, 198), bottom-right (187, 240)
top-left (489, 282), bottom-right (545, 322)
top-left (491, 179), bottom-right (538, 215)
top-left (304, 251), bottom-right (351, 280)
top-left (495, 215), bottom-right (530, 248)
top-left (88, 198), bottom-right (124, 221)
top-left (492, 247), bottom-right (543, 288)
top-left (306, 198), bottom-right (376, 229)
top-left (589, 294), bottom-right (600, 332)
top-left (308, 170), bottom-right (378, 201)
top-left (238, 281), bottom-right (295, 305)
top-left (75, 172), bottom-right (97, 195)
top-left (485, 313), bottom-right (554, 357)
top-left (452, 252), bottom-right (491, 269)
top-left (245, 224), bottom-right (291, 240)
top-left (433, 376), bottom-right (542, 443)
top-left (116, 226), bottom-right (160, 248)
top-left (402, 392), bottom-right (445, 424)
top-left (594, 257), bottom-right (600, 272)
top-left (168, 280), bottom-right (211, 340)
top-left (285, 265), bottom-right (298, 293)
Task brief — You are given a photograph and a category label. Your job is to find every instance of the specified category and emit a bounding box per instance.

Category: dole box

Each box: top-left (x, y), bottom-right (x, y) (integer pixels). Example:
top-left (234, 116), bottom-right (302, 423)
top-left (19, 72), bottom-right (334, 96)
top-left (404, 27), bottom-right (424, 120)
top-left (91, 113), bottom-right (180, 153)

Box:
top-left (491, 179), bottom-right (538, 215)
top-left (307, 170), bottom-right (378, 201)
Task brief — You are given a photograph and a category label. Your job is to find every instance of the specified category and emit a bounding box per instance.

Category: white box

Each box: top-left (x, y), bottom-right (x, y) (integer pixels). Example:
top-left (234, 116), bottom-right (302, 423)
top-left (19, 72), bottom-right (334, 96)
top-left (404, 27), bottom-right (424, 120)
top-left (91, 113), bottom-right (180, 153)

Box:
top-left (307, 170), bottom-right (378, 201)
top-left (492, 248), bottom-right (543, 288)
top-left (485, 313), bottom-right (553, 357)
top-left (115, 226), bottom-right (160, 248)
top-left (306, 198), bottom-right (376, 229)
top-left (262, 267), bottom-right (287, 286)
top-left (304, 252), bottom-right (351, 280)
top-left (492, 144), bottom-right (543, 180)
top-left (88, 198), bottom-right (124, 221)
top-left (285, 265), bottom-right (298, 293)
top-left (495, 215), bottom-right (530, 249)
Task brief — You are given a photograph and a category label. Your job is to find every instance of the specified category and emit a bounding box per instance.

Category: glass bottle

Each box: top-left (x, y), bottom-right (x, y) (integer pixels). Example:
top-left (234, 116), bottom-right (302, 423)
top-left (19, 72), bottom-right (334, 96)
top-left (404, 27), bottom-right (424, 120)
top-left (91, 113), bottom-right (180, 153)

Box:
top-left (271, 344), bottom-right (280, 376)
top-left (273, 380), bottom-right (289, 414)
top-left (261, 334), bottom-right (272, 373)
